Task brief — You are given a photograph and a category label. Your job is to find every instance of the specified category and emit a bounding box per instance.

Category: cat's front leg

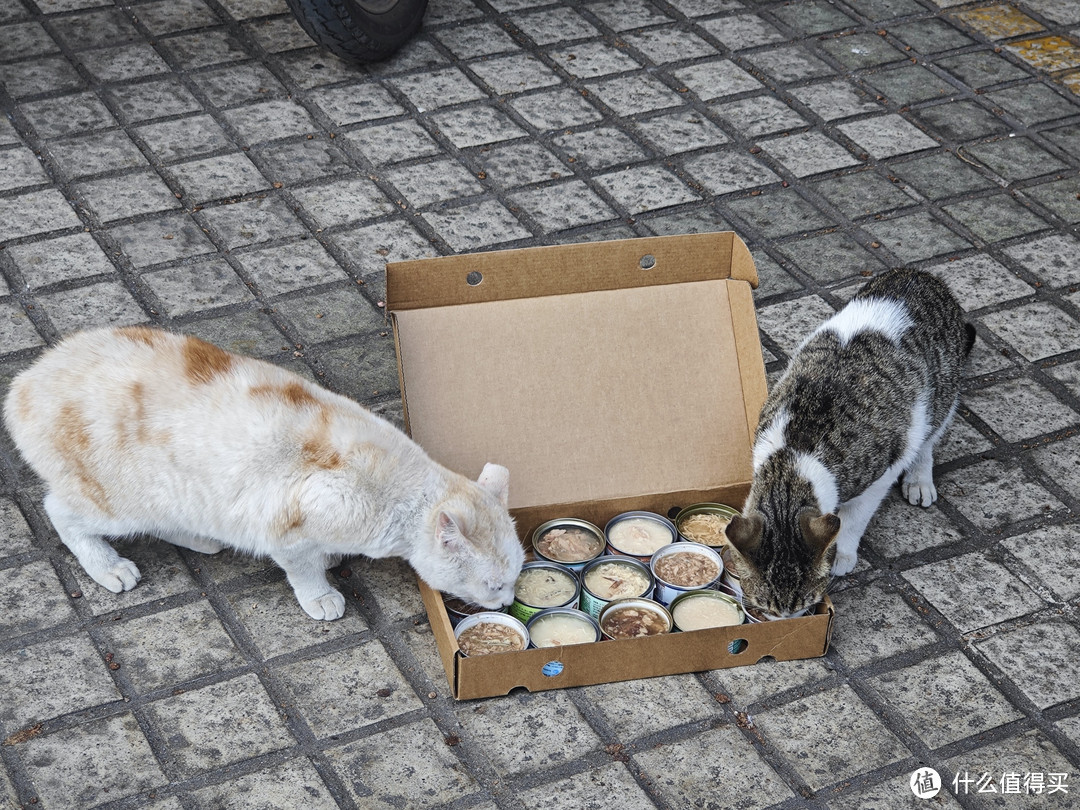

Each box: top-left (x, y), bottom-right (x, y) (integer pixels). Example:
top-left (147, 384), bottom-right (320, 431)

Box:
top-left (270, 545), bottom-right (346, 620)
top-left (44, 493), bottom-right (141, 593)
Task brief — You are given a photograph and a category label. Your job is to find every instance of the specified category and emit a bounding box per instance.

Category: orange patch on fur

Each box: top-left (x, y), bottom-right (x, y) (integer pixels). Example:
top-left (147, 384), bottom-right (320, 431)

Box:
top-left (302, 436), bottom-right (343, 470)
top-left (249, 381), bottom-right (321, 409)
top-left (55, 403), bottom-right (111, 515)
top-left (182, 337), bottom-right (234, 385)
top-left (275, 501), bottom-right (305, 536)
top-left (117, 325), bottom-right (165, 348)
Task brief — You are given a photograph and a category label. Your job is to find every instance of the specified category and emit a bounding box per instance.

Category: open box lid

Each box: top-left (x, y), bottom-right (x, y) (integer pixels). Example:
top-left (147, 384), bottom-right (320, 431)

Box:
top-left (385, 232), bottom-right (767, 527)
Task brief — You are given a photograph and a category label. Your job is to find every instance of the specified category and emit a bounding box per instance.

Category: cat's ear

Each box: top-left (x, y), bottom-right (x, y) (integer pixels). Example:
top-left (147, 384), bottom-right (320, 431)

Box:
top-left (477, 463), bottom-right (510, 507)
top-left (436, 511), bottom-right (468, 551)
top-left (725, 513), bottom-right (764, 557)
top-left (799, 512), bottom-right (840, 558)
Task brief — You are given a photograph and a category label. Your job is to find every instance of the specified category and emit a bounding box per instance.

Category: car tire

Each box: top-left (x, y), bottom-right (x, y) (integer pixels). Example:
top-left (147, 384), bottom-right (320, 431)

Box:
top-left (285, 0), bottom-right (427, 63)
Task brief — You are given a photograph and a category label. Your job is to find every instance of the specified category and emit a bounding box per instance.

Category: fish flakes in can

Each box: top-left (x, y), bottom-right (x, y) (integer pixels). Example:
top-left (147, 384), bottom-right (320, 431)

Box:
top-left (674, 502), bottom-right (739, 548)
top-left (531, 518), bottom-right (606, 571)
top-left (598, 597), bottom-right (672, 640)
top-left (649, 542), bottom-right (724, 607)
top-left (579, 556), bottom-right (654, 619)
top-left (454, 611), bottom-right (529, 656)
top-left (509, 561), bottom-right (580, 623)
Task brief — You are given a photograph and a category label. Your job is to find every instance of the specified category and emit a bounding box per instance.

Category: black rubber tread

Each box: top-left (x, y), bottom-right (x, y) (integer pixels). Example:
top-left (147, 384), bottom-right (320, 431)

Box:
top-left (285, 0), bottom-right (427, 63)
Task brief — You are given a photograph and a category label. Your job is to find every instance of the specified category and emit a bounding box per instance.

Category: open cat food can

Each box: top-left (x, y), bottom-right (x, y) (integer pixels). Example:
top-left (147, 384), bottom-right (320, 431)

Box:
top-left (649, 542), bottom-right (724, 606)
top-left (579, 556), bottom-right (654, 619)
top-left (443, 595), bottom-right (506, 628)
top-left (530, 518), bottom-right (606, 571)
top-left (509, 561), bottom-right (580, 623)
top-left (598, 597), bottom-right (672, 640)
top-left (674, 503), bottom-right (739, 548)
top-left (718, 546), bottom-right (743, 600)
top-left (604, 511), bottom-right (677, 562)
top-left (454, 611), bottom-right (529, 656)
top-left (526, 607), bottom-right (602, 648)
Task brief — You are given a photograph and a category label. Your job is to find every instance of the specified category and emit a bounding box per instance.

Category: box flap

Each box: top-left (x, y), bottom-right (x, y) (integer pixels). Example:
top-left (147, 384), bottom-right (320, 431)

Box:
top-left (388, 233), bottom-right (764, 515)
top-left (386, 232), bottom-right (757, 311)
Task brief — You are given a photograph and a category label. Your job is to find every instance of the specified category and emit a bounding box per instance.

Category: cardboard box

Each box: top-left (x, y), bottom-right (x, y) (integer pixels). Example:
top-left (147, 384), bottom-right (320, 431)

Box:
top-left (387, 232), bottom-right (834, 700)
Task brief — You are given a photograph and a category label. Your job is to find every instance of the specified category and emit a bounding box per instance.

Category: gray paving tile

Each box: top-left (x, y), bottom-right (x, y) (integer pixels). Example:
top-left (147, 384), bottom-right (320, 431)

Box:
top-left (938, 50), bottom-right (1031, 88)
top-left (551, 126), bottom-right (646, 171)
top-left (964, 138), bottom-right (1069, 184)
top-left (684, 149), bottom-right (780, 195)
top-left (0, 498), bottom-right (35, 558)
top-left (255, 139), bottom-right (354, 185)
top-left (593, 164), bottom-right (699, 214)
top-left (73, 169), bottom-right (182, 221)
top-left (583, 674), bottom-right (720, 740)
top-left (697, 12), bottom-right (786, 51)
top-left (49, 129), bottom-right (149, 179)
top-left (622, 25), bottom-right (716, 63)
top-left (0, 146), bottom-right (49, 192)
top-left (454, 690), bottom-right (601, 776)
top-left (222, 99), bottom-right (317, 146)
top-left (141, 256), bottom-right (255, 316)
top-left (70, 540), bottom-right (199, 615)
top-left (891, 151), bottom-right (996, 201)
top-left (869, 651), bottom-right (1023, 750)
top-left (78, 43), bottom-right (171, 83)
top-left (761, 130), bottom-right (862, 177)
top-left (391, 66), bottom-right (487, 110)
top-left (167, 153), bottom-right (270, 203)
top-left (421, 199), bottom-right (531, 250)
top-left (867, 212), bottom-right (972, 263)
top-left (510, 6), bottom-right (599, 44)
top-left (331, 217), bottom-right (437, 295)
top-left (981, 300), bottom-right (1080, 361)
top-left (98, 601), bottom-right (246, 692)
top-left (674, 59), bottom-right (763, 99)
top-left (986, 82), bottom-right (1080, 126)
top-left (0, 560), bottom-right (78, 638)
top-left (812, 169), bottom-right (916, 218)
top-left (819, 31), bottom-right (908, 69)
top-left (235, 240), bottom-right (347, 296)
top-left (757, 294), bottom-right (836, 356)
top-left (756, 684), bottom-right (910, 791)
top-left (713, 95), bottom-right (808, 138)
top-left (772, 0), bottom-right (856, 34)
top-left (837, 114), bottom-right (938, 159)
top-left (0, 21), bottom-right (59, 61)
top-left (780, 231), bottom-right (886, 282)
top-left (965, 377), bottom-right (1077, 442)
top-left (315, 337), bottom-right (401, 402)
top-left (913, 100), bottom-right (1011, 142)
top-left (634, 110), bottom-right (728, 154)
top-left (520, 763), bottom-right (656, 810)
top-left (943, 729), bottom-right (1077, 808)
top-left (199, 196), bottom-right (306, 248)
top-left (190, 62), bottom-right (285, 108)
top-left (637, 723), bottom-right (795, 809)
top-left (510, 179), bottom-right (617, 232)
top-left (49, 7), bottom-right (137, 49)
top-left (509, 87), bottom-right (604, 130)
top-left (727, 188), bottom-right (833, 239)
top-left (588, 73), bottom-right (684, 115)
top-left (326, 719), bottom-right (478, 809)
top-left (830, 580), bottom-right (939, 667)
top-left (193, 757), bottom-right (339, 810)
top-left (827, 772), bottom-right (965, 809)
top-left (273, 285), bottom-right (386, 344)
top-left (863, 491), bottom-right (968, 558)
top-left (21, 713), bottom-right (165, 808)
top-left (310, 83), bottom-right (406, 126)
top-left (433, 21), bottom-right (518, 59)
top-left (343, 119), bottom-right (441, 165)
top-left (791, 79), bottom-right (883, 121)
top-left (1002, 522), bottom-right (1080, 602)
top-left (133, 0), bottom-right (220, 34)
top-left (0, 55), bottom-right (84, 97)
top-left (891, 17), bottom-right (975, 53)
top-left (0, 302), bottom-right (45, 353)
top-left (431, 104), bottom-right (525, 147)
top-left (386, 158), bottom-right (484, 208)
top-left (927, 255), bottom-right (1034, 312)
top-left (588, 0), bottom-right (673, 31)
top-left (159, 27), bottom-right (249, 69)
top-left (37, 279), bottom-right (147, 333)
top-left (944, 195), bottom-right (1049, 244)
top-left (1019, 176), bottom-right (1080, 225)
top-left (977, 622), bottom-right (1080, 710)
top-left (145, 674), bottom-right (294, 776)
top-left (940, 457), bottom-right (1066, 529)
top-left (107, 78), bottom-right (203, 123)
top-left (746, 44), bottom-right (836, 84)
top-left (0, 635), bottom-right (121, 728)
top-left (0, 189), bottom-right (81, 240)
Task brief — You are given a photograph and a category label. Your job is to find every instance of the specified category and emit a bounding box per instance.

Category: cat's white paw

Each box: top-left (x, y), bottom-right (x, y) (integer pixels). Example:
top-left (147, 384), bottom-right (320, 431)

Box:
top-left (901, 477), bottom-right (937, 507)
top-left (831, 552), bottom-right (857, 577)
top-left (91, 558), bottom-right (142, 593)
top-left (300, 589), bottom-right (346, 621)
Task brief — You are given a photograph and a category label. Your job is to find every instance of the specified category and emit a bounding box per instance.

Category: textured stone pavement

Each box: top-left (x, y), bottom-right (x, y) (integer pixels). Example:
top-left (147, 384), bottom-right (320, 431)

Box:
top-left (2, 0), bottom-right (1080, 807)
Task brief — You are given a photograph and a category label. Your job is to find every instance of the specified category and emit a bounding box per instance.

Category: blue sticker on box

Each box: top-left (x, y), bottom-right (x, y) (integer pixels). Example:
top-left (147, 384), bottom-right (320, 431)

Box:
top-left (542, 661), bottom-right (564, 677)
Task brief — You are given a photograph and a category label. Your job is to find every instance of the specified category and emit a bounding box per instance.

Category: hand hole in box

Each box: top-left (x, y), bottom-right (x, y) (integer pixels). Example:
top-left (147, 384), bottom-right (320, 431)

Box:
top-left (466, 271), bottom-right (483, 286)
top-left (728, 638), bottom-right (748, 655)
top-left (541, 661), bottom-right (564, 677)
top-left (639, 254), bottom-right (656, 270)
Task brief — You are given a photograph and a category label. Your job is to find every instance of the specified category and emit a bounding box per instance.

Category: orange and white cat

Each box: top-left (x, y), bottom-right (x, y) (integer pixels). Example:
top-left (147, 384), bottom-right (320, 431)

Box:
top-left (3, 326), bottom-right (524, 620)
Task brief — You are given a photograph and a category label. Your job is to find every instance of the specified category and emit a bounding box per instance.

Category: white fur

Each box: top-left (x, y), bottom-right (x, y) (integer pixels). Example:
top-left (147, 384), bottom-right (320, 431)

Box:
top-left (831, 391), bottom-right (932, 575)
top-left (801, 297), bottom-right (914, 352)
top-left (794, 452), bottom-right (839, 514)
top-left (4, 327), bottom-right (524, 620)
top-left (753, 407), bottom-right (790, 472)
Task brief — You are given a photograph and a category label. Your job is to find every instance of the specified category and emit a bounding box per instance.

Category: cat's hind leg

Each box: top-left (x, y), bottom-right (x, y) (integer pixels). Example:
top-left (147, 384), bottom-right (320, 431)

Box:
top-left (270, 546), bottom-right (345, 621)
top-left (901, 400), bottom-right (957, 508)
top-left (44, 492), bottom-right (141, 593)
